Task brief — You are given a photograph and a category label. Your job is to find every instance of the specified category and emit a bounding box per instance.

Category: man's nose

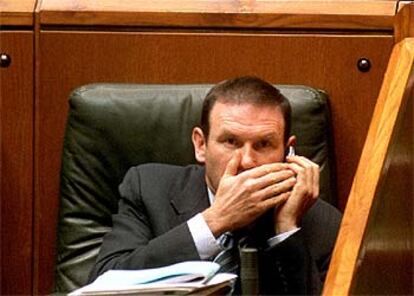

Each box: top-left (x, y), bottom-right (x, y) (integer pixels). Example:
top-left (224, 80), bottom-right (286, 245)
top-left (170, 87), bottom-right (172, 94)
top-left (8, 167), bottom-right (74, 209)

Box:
top-left (238, 146), bottom-right (257, 171)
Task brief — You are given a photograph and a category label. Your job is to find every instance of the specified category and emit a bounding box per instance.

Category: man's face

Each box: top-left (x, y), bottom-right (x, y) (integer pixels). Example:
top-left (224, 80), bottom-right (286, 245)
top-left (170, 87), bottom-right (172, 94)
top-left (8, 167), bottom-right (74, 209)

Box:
top-left (192, 101), bottom-right (293, 193)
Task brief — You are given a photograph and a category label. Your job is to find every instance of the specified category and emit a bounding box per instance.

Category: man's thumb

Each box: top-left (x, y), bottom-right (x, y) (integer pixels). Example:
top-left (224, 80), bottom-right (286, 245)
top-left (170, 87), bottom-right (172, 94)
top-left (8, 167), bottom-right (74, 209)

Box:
top-left (224, 151), bottom-right (241, 177)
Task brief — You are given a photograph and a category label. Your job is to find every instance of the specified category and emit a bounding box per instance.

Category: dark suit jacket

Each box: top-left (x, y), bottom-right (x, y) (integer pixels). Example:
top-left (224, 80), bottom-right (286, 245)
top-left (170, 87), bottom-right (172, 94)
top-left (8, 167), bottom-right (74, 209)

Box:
top-left (89, 164), bottom-right (341, 295)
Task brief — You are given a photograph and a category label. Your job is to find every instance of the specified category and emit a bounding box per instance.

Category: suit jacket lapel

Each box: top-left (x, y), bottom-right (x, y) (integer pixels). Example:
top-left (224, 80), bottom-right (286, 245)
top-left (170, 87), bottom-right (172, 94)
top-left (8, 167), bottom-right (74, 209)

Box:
top-left (170, 165), bottom-right (210, 224)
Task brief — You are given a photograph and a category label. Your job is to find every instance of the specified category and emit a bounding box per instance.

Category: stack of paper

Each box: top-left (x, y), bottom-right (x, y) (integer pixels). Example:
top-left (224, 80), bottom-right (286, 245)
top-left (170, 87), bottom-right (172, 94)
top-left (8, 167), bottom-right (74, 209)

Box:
top-left (69, 261), bottom-right (237, 295)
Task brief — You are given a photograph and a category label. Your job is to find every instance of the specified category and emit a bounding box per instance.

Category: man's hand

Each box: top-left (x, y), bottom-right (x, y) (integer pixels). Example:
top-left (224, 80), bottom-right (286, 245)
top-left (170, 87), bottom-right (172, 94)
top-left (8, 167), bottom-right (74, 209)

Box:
top-left (273, 155), bottom-right (319, 234)
top-left (203, 151), bottom-right (296, 237)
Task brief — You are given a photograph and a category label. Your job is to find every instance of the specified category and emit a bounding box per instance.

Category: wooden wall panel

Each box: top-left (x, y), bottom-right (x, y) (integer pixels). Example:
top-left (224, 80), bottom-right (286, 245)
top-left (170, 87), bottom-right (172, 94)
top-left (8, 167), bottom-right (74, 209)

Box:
top-left (0, 31), bottom-right (34, 295)
top-left (35, 31), bottom-right (393, 293)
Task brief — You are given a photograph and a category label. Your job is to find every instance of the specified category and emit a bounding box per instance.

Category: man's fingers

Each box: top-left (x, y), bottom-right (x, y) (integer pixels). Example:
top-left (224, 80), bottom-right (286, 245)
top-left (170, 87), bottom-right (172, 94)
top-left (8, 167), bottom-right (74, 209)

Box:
top-left (258, 176), bottom-right (296, 198)
top-left (287, 156), bottom-right (319, 198)
top-left (312, 163), bottom-right (319, 197)
top-left (223, 151), bottom-right (241, 177)
top-left (287, 162), bottom-right (306, 182)
top-left (244, 170), bottom-right (295, 193)
top-left (261, 192), bottom-right (290, 209)
top-left (260, 170), bottom-right (295, 185)
top-left (296, 157), bottom-right (319, 194)
top-left (238, 162), bottom-right (290, 180)
top-left (299, 157), bottom-right (320, 197)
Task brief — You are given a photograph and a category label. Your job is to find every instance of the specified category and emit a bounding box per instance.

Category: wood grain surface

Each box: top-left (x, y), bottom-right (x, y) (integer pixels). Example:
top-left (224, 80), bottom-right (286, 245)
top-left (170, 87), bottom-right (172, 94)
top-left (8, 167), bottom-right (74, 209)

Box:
top-left (351, 59), bottom-right (412, 295)
top-left (323, 38), bottom-right (414, 296)
top-left (0, 0), bottom-right (36, 26)
top-left (0, 30), bottom-right (34, 295)
top-left (394, 3), bottom-right (414, 43)
top-left (38, 0), bottom-right (396, 30)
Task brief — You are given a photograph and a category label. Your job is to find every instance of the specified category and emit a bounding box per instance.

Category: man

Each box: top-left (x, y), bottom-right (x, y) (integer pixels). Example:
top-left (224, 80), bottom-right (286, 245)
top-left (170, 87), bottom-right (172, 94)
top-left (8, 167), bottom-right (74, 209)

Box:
top-left (89, 76), bottom-right (341, 295)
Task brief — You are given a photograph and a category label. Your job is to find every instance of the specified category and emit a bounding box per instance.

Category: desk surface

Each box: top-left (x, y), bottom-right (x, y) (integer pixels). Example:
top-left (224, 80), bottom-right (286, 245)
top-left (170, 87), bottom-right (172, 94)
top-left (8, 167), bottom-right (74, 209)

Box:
top-left (0, 0), bottom-right (36, 26)
top-left (38, 0), bottom-right (397, 30)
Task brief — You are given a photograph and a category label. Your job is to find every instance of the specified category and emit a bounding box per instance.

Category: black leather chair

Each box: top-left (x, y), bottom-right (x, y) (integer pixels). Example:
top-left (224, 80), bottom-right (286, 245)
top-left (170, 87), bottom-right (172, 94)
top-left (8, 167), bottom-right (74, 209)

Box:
top-left (54, 83), bottom-right (336, 293)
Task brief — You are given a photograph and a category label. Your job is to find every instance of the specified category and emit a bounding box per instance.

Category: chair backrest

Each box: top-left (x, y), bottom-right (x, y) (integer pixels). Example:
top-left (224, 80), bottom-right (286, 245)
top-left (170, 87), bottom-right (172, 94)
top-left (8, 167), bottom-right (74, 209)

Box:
top-left (54, 83), bottom-right (336, 293)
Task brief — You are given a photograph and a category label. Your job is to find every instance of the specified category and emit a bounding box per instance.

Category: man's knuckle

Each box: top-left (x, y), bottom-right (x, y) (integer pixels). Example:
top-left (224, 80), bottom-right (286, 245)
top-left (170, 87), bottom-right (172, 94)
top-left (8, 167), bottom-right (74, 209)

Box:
top-left (244, 180), bottom-right (255, 193)
top-left (297, 184), bottom-right (306, 192)
top-left (251, 191), bottom-right (260, 201)
top-left (258, 203), bottom-right (267, 211)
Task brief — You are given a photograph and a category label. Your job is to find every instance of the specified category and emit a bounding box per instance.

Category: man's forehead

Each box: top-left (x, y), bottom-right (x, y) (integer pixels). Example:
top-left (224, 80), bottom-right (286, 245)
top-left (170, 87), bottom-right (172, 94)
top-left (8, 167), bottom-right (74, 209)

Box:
top-left (209, 102), bottom-right (285, 137)
top-left (210, 101), bottom-right (284, 123)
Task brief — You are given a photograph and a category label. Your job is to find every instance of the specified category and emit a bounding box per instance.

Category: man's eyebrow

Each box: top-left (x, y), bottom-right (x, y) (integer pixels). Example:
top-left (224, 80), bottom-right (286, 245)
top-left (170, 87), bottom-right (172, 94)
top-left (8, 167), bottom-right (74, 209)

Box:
top-left (218, 129), bottom-right (280, 140)
top-left (257, 131), bottom-right (281, 140)
top-left (217, 130), bottom-right (236, 139)
top-left (261, 133), bottom-right (279, 139)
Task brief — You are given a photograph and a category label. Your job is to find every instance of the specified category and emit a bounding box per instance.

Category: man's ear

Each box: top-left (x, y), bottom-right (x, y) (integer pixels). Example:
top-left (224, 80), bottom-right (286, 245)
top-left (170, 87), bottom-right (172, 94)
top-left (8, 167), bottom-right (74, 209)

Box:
top-left (192, 127), bottom-right (207, 163)
top-left (286, 135), bottom-right (296, 149)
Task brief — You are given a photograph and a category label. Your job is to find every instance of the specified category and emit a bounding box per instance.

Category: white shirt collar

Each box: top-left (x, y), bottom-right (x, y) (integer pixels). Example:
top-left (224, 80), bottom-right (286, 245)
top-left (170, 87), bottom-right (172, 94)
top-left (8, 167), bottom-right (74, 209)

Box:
top-left (207, 187), bottom-right (214, 205)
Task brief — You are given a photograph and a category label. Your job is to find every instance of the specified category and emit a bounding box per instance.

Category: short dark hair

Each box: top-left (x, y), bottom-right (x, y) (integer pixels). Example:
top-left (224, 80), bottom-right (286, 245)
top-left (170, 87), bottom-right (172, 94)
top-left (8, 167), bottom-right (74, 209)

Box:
top-left (200, 76), bottom-right (291, 142)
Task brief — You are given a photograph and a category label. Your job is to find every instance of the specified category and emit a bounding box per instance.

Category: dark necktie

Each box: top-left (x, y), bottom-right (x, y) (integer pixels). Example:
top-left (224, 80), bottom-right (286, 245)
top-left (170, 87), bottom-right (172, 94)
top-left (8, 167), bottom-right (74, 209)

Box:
top-left (213, 232), bottom-right (239, 274)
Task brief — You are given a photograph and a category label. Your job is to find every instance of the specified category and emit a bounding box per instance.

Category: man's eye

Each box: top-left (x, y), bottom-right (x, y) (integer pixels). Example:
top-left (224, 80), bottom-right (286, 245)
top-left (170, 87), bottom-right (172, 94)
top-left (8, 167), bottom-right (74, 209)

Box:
top-left (226, 138), bottom-right (237, 146)
top-left (257, 140), bottom-right (270, 149)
